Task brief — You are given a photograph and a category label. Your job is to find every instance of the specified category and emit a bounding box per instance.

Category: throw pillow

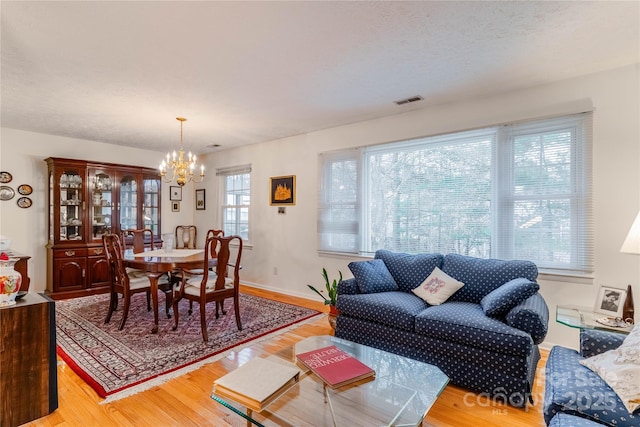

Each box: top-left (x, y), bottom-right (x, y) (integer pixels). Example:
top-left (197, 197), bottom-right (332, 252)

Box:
top-left (579, 323), bottom-right (640, 413)
top-left (348, 259), bottom-right (398, 294)
top-left (411, 266), bottom-right (464, 305)
top-left (480, 278), bottom-right (540, 317)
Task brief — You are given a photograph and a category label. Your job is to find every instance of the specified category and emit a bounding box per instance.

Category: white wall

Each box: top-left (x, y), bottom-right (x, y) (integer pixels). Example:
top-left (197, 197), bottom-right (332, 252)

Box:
top-left (1, 64), bottom-right (638, 350)
top-left (197, 64), bottom-right (640, 350)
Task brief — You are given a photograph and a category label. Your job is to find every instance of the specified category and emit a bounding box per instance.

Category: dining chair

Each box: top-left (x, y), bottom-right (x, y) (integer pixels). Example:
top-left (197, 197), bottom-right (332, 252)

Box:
top-left (175, 225), bottom-right (197, 249)
top-left (172, 234), bottom-right (243, 342)
top-left (173, 228), bottom-right (225, 315)
top-left (121, 228), bottom-right (174, 318)
top-left (102, 233), bottom-right (153, 330)
top-left (121, 228), bottom-right (157, 253)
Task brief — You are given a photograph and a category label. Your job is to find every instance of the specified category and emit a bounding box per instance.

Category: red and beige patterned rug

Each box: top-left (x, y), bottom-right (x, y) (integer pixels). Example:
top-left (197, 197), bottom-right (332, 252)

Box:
top-left (55, 293), bottom-right (321, 402)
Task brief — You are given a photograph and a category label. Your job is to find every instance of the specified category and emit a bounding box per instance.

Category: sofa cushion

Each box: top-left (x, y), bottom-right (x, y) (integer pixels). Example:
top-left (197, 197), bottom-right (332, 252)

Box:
top-left (480, 278), bottom-right (539, 317)
top-left (348, 259), bottom-right (398, 294)
top-left (579, 324), bottom-right (640, 413)
top-left (375, 250), bottom-right (443, 292)
top-left (411, 267), bottom-right (464, 305)
top-left (580, 329), bottom-right (626, 358)
top-left (549, 413), bottom-right (605, 427)
top-left (544, 345), bottom-right (639, 427)
top-left (336, 291), bottom-right (427, 332)
top-left (414, 302), bottom-right (534, 356)
top-left (505, 293), bottom-right (548, 344)
top-left (441, 254), bottom-right (538, 303)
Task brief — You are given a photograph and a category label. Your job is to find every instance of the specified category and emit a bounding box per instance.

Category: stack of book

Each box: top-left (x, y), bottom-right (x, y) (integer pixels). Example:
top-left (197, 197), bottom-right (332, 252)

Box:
top-left (212, 357), bottom-right (300, 412)
top-left (296, 344), bottom-right (375, 389)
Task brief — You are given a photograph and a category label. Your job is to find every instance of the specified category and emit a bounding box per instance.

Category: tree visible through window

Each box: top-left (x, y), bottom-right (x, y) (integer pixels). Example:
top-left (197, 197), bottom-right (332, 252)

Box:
top-left (319, 113), bottom-right (592, 276)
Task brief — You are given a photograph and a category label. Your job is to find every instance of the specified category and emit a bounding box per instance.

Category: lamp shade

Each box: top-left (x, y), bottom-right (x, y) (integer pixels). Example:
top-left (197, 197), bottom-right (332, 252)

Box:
top-left (621, 210), bottom-right (640, 254)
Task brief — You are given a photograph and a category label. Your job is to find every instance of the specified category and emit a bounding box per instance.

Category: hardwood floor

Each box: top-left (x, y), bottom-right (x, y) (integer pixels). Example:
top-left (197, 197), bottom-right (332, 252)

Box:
top-left (26, 286), bottom-right (547, 426)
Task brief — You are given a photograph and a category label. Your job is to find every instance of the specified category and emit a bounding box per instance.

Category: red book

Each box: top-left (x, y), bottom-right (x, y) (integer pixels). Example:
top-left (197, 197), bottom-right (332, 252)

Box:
top-left (296, 345), bottom-right (375, 389)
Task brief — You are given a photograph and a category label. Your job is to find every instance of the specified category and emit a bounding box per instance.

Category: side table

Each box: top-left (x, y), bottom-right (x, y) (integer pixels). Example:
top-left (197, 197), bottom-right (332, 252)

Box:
top-left (556, 304), bottom-right (633, 335)
top-left (0, 293), bottom-right (58, 426)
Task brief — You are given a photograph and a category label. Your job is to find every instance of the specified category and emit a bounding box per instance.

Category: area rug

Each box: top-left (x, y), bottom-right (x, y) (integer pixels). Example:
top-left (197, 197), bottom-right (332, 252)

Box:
top-left (55, 293), bottom-right (321, 402)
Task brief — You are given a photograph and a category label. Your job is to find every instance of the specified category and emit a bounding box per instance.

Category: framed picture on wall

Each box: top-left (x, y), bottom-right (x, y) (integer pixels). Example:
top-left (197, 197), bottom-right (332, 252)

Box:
top-left (270, 175), bottom-right (295, 205)
top-left (195, 189), bottom-right (205, 210)
top-left (171, 201), bottom-right (180, 212)
top-left (170, 186), bottom-right (182, 201)
top-left (594, 285), bottom-right (627, 317)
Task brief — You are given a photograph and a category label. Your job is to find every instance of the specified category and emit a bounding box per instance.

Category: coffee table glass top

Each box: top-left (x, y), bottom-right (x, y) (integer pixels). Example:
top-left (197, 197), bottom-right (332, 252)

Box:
top-left (556, 304), bottom-right (633, 334)
top-left (211, 335), bottom-right (449, 427)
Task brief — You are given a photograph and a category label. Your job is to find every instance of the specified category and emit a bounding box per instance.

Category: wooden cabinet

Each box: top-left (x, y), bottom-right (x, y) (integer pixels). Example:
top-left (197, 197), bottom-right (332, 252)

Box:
top-left (46, 157), bottom-right (161, 299)
top-left (0, 293), bottom-right (58, 426)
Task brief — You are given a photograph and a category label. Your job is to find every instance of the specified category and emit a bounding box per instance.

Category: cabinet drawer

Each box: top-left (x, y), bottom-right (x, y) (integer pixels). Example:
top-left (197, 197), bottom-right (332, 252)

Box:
top-left (88, 246), bottom-right (105, 256)
top-left (53, 248), bottom-right (88, 258)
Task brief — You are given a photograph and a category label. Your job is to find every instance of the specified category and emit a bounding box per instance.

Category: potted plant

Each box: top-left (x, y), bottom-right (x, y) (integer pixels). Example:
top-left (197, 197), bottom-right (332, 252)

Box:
top-left (308, 268), bottom-right (342, 329)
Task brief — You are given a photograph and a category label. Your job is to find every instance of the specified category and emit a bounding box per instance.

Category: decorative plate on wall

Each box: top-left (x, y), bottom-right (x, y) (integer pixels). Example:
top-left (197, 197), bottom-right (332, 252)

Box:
top-left (0, 172), bottom-right (12, 184)
top-left (17, 184), bottom-right (33, 195)
top-left (0, 186), bottom-right (15, 201)
top-left (17, 197), bottom-right (32, 208)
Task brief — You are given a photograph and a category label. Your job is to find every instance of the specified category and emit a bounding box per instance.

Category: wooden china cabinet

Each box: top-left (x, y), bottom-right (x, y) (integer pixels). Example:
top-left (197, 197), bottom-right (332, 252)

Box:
top-left (45, 157), bottom-right (161, 299)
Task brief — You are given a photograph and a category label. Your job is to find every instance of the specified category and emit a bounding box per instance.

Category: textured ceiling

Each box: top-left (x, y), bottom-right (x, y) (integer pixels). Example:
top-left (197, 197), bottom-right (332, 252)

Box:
top-left (1, 1), bottom-right (638, 155)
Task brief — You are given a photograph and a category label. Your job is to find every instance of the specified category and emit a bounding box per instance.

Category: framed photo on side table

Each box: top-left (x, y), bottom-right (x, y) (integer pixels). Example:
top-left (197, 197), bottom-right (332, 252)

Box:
top-left (594, 285), bottom-right (627, 317)
top-left (195, 189), bottom-right (205, 210)
top-left (170, 186), bottom-right (182, 201)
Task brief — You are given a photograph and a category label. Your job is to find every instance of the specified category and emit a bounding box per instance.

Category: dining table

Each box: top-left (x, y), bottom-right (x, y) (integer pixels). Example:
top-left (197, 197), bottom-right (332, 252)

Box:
top-left (122, 248), bottom-right (215, 333)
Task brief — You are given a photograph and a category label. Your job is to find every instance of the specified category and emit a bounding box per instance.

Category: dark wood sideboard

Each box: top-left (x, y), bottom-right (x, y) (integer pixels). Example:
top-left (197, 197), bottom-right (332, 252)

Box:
top-left (0, 293), bottom-right (58, 426)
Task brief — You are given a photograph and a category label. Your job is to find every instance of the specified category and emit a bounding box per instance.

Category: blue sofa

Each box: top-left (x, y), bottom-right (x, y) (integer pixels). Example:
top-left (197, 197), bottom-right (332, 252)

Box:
top-left (544, 329), bottom-right (639, 426)
top-left (335, 250), bottom-right (549, 407)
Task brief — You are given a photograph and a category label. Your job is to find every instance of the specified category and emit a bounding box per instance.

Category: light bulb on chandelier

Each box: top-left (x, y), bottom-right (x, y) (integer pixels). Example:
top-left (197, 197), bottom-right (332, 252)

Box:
top-left (159, 117), bottom-right (205, 186)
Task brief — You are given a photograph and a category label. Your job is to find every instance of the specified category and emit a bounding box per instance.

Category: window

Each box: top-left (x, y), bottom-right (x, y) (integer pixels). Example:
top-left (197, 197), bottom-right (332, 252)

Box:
top-left (218, 165), bottom-right (251, 241)
top-left (319, 113), bottom-right (593, 276)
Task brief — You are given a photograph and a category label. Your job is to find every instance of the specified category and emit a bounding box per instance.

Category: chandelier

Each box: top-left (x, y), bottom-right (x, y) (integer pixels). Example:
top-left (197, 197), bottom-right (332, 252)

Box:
top-left (159, 117), bottom-right (204, 186)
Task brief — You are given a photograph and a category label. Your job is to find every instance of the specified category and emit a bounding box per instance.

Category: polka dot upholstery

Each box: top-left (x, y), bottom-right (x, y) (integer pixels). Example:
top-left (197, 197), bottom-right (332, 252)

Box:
top-left (480, 277), bottom-right (540, 317)
top-left (348, 259), bottom-right (398, 293)
top-left (544, 345), bottom-right (639, 427)
top-left (549, 413), bottom-right (605, 427)
top-left (441, 254), bottom-right (538, 303)
top-left (374, 250), bottom-right (443, 292)
top-left (337, 277), bottom-right (359, 295)
top-left (336, 314), bottom-right (540, 408)
top-left (337, 292), bottom-right (427, 332)
top-left (505, 293), bottom-right (549, 344)
top-left (580, 329), bottom-right (626, 358)
top-left (414, 302), bottom-right (534, 356)
top-left (334, 251), bottom-right (548, 408)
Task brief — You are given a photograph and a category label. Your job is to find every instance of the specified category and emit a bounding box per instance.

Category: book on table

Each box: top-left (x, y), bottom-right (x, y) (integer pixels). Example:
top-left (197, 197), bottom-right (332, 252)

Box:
top-left (212, 357), bottom-right (300, 412)
top-left (296, 344), bottom-right (375, 389)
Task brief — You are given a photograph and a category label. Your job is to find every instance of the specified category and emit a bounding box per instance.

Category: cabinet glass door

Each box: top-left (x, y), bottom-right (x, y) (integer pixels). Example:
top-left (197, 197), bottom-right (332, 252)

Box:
top-left (119, 175), bottom-right (137, 232)
top-left (59, 169), bottom-right (84, 241)
top-left (143, 177), bottom-right (160, 237)
top-left (90, 172), bottom-right (113, 241)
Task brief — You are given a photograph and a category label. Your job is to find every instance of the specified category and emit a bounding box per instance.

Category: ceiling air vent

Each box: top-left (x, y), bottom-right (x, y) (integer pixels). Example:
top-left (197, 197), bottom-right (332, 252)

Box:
top-left (394, 95), bottom-right (424, 106)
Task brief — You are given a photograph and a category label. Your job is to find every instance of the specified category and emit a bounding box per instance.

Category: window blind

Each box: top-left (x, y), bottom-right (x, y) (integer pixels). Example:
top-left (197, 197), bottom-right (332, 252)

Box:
top-left (319, 113), bottom-right (593, 276)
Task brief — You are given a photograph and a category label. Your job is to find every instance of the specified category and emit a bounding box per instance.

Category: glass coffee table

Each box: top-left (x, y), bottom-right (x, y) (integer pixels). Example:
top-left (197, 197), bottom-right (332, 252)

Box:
top-left (211, 335), bottom-right (449, 427)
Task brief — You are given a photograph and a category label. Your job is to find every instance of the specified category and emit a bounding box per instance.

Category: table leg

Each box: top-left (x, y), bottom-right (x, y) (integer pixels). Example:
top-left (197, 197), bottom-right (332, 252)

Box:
top-left (145, 272), bottom-right (163, 334)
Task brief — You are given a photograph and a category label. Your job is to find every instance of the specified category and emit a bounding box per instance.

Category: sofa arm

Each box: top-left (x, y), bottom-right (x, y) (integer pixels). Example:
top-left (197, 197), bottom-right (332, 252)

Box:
top-left (579, 329), bottom-right (626, 358)
top-left (337, 277), bottom-right (360, 295)
top-left (505, 293), bottom-right (549, 344)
